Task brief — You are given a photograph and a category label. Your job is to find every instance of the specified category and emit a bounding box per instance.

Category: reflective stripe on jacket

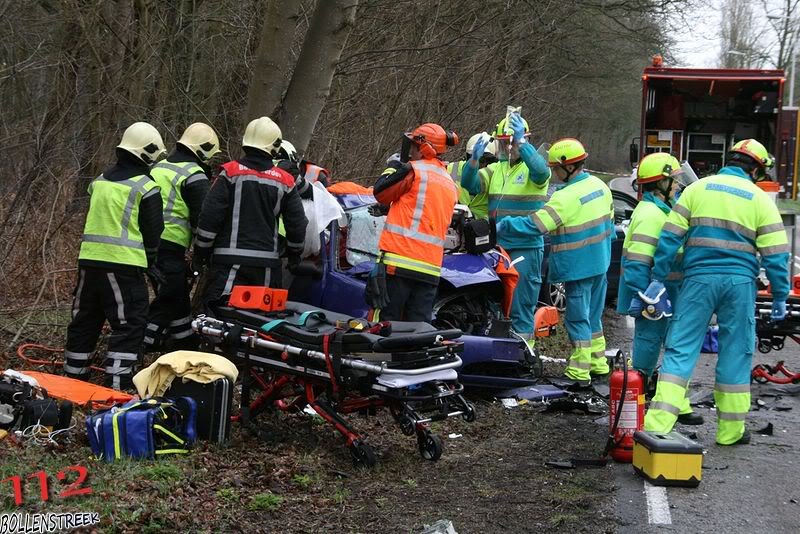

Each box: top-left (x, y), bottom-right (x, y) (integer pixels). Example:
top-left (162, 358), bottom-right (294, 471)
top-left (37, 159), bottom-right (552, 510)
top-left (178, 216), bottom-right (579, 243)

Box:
top-left (79, 174), bottom-right (160, 268)
top-left (150, 160), bottom-right (204, 248)
top-left (652, 166), bottom-right (790, 299)
top-left (378, 159), bottom-right (458, 283)
top-left (617, 192), bottom-right (681, 314)
top-left (198, 159), bottom-right (304, 267)
top-left (303, 163), bottom-right (329, 185)
top-left (446, 160), bottom-right (475, 205)
top-left (447, 160), bottom-right (489, 219)
top-left (486, 150), bottom-right (550, 249)
top-left (531, 172), bottom-right (614, 282)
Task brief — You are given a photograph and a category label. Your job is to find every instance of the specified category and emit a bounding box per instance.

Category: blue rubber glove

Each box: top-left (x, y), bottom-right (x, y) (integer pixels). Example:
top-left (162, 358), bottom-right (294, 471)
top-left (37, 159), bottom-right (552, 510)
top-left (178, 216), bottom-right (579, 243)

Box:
top-left (471, 136), bottom-right (489, 162)
top-left (510, 113), bottom-right (526, 144)
top-left (628, 296), bottom-right (644, 317)
top-left (496, 218), bottom-right (508, 234)
top-left (638, 280), bottom-right (672, 321)
top-left (772, 300), bottom-right (787, 321)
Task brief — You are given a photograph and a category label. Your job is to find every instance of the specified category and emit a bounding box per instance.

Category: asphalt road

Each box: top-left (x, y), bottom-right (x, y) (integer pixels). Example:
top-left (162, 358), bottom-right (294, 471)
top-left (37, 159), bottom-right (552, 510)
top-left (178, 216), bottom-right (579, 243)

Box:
top-left (607, 314), bottom-right (800, 533)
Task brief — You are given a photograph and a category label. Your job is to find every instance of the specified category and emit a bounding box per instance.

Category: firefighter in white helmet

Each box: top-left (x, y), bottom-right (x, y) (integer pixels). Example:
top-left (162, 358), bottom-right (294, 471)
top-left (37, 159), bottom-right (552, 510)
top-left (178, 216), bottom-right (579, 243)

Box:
top-left (144, 122), bottom-right (220, 351)
top-left (195, 117), bottom-right (307, 312)
top-left (65, 122), bottom-right (166, 390)
top-left (274, 139), bottom-right (332, 199)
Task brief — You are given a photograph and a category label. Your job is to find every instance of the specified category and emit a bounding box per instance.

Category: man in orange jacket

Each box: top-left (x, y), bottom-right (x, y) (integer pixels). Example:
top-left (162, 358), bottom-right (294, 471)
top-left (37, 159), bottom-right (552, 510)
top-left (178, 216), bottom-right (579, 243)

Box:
top-left (368, 123), bottom-right (459, 322)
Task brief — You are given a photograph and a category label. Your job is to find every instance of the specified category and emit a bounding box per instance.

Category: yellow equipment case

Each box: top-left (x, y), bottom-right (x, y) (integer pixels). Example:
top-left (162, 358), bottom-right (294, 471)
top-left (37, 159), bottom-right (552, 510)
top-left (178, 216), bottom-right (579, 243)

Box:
top-left (632, 431), bottom-right (703, 487)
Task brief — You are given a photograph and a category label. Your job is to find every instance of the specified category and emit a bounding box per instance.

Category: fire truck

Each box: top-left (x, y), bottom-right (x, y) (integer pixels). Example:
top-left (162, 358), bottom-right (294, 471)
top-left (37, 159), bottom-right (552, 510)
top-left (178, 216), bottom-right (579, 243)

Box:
top-left (631, 56), bottom-right (798, 198)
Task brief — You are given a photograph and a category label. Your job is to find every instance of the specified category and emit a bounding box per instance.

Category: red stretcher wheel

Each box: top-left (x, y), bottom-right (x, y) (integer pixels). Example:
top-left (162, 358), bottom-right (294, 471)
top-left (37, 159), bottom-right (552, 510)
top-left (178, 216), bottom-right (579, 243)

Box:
top-left (418, 431), bottom-right (443, 461)
top-left (351, 441), bottom-right (377, 467)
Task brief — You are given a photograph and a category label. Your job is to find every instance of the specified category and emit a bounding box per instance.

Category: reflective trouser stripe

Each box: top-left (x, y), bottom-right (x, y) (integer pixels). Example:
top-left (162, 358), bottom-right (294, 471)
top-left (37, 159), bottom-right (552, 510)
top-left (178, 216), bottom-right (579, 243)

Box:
top-left (107, 273), bottom-right (126, 324)
top-left (169, 315), bottom-right (192, 327)
top-left (72, 270), bottom-right (86, 319)
top-left (222, 265), bottom-right (240, 296)
top-left (649, 401), bottom-right (681, 415)
top-left (644, 379), bottom-right (687, 433)
top-left (168, 314), bottom-right (195, 340)
top-left (63, 363), bottom-right (89, 375)
top-left (144, 323), bottom-right (163, 346)
top-left (169, 327), bottom-right (195, 340)
top-left (566, 345), bottom-right (592, 381)
top-left (658, 373), bottom-right (689, 389)
top-left (65, 350), bottom-right (90, 361)
top-left (64, 351), bottom-right (91, 376)
top-left (590, 332), bottom-right (609, 373)
top-left (105, 352), bottom-right (137, 390)
top-left (714, 387), bottom-right (750, 444)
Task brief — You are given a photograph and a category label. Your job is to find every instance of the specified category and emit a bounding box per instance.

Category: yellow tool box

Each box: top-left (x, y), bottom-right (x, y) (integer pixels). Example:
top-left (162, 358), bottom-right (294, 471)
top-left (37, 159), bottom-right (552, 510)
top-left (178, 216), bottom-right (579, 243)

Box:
top-left (632, 431), bottom-right (703, 487)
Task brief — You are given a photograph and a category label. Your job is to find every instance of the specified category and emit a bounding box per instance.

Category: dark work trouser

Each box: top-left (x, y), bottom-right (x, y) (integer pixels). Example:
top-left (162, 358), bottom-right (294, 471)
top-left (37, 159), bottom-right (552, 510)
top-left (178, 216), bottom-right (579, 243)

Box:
top-left (65, 267), bottom-right (148, 390)
top-left (144, 248), bottom-right (196, 352)
top-left (379, 274), bottom-right (438, 322)
top-left (201, 263), bottom-right (282, 315)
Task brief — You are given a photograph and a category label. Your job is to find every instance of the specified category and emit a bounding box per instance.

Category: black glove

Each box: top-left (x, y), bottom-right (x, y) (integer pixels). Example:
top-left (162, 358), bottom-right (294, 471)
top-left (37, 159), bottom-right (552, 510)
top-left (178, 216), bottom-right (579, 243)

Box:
top-left (286, 254), bottom-right (302, 273)
top-left (365, 262), bottom-right (391, 310)
top-left (368, 204), bottom-right (390, 217)
top-left (192, 247), bottom-right (210, 273)
top-left (146, 265), bottom-right (167, 291)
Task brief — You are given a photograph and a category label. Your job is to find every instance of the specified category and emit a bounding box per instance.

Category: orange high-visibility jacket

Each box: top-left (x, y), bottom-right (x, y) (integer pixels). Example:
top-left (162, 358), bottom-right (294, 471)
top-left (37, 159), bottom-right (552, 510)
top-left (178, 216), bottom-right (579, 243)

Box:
top-left (303, 163), bottom-right (329, 184)
top-left (377, 159), bottom-right (457, 283)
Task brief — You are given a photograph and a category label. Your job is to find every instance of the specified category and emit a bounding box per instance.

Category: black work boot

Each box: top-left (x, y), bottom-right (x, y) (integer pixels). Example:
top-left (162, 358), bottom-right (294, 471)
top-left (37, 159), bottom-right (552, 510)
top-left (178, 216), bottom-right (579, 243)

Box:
top-left (677, 412), bottom-right (705, 426)
top-left (719, 429), bottom-right (751, 446)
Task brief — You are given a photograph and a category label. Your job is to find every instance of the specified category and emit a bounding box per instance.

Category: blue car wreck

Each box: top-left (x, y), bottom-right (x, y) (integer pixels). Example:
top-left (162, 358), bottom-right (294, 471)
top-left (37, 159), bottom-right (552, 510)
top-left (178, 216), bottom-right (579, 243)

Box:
top-left (288, 188), bottom-right (631, 389)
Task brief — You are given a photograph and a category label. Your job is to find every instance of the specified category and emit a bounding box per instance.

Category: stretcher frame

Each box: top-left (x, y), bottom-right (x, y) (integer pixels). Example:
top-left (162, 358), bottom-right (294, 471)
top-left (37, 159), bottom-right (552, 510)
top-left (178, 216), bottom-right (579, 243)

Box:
top-left (192, 314), bottom-right (476, 466)
top-left (755, 296), bottom-right (800, 354)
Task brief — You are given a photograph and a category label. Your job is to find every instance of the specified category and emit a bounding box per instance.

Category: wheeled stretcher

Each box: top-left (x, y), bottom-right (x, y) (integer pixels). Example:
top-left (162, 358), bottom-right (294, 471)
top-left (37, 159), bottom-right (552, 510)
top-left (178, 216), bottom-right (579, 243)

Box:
top-left (192, 300), bottom-right (476, 466)
top-left (752, 295), bottom-right (800, 384)
top-left (755, 295), bottom-right (800, 354)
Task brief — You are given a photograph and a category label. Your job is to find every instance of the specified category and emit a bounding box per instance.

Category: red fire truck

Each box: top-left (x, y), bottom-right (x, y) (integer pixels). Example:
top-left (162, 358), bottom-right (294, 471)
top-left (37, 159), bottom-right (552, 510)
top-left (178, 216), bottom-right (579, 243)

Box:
top-left (631, 56), bottom-right (799, 198)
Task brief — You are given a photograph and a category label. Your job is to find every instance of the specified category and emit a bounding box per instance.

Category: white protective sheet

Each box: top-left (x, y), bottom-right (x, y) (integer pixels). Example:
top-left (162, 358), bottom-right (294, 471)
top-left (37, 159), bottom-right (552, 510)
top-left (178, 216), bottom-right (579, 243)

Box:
top-left (300, 182), bottom-right (345, 258)
top-left (376, 369), bottom-right (458, 388)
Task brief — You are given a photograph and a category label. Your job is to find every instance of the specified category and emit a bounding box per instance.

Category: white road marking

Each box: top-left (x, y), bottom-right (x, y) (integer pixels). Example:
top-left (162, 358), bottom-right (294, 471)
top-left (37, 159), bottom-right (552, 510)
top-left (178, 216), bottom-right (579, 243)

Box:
top-left (644, 481), bottom-right (672, 525)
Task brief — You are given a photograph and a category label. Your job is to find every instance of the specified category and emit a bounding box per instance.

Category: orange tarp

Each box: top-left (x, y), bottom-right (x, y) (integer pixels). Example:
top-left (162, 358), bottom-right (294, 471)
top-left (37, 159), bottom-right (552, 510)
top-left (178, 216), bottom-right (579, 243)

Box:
top-left (326, 181), bottom-right (373, 196)
top-left (20, 371), bottom-right (133, 407)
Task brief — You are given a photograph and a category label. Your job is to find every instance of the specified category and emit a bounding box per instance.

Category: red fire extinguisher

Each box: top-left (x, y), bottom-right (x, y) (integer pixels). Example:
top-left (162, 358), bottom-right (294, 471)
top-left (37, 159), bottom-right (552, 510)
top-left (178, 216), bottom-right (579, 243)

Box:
top-left (606, 352), bottom-right (645, 463)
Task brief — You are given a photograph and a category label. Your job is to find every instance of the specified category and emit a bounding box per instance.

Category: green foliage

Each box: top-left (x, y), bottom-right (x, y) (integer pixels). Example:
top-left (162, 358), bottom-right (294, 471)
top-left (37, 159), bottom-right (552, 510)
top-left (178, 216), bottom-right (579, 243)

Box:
top-left (216, 488), bottom-right (240, 502)
top-left (332, 487), bottom-right (351, 506)
top-left (292, 474), bottom-right (313, 490)
top-left (402, 478), bottom-right (418, 489)
top-left (142, 463), bottom-right (183, 482)
top-left (248, 492), bottom-right (283, 512)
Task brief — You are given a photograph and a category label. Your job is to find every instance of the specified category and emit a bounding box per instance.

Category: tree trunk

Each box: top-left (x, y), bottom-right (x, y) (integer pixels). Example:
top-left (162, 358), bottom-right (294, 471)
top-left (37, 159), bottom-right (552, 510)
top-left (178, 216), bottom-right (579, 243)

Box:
top-left (278, 0), bottom-right (359, 153)
top-left (245, 0), bottom-right (302, 121)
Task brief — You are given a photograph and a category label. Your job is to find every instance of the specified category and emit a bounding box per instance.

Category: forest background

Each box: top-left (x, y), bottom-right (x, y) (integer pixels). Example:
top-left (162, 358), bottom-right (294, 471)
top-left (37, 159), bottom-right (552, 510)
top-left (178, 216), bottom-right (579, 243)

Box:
top-left (0, 0), bottom-right (767, 307)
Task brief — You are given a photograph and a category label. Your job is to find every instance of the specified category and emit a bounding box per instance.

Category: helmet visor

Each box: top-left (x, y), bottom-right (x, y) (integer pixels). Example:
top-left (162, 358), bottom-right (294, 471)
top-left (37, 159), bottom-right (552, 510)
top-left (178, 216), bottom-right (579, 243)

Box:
top-left (673, 162), bottom-right (699, 189)
top-left (537, 142), bottom-right (551, 160)
top-left (765, 153), bottom-right (777, 179)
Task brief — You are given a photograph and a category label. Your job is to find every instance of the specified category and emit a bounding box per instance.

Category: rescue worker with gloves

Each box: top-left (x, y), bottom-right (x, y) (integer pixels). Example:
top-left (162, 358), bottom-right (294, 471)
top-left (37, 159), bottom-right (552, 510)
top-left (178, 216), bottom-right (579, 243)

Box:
top-left (619, 152), bottom-right (703, 425)
top-left (497, 138), bottom-right (614, 387)
top-left (195, 117), bottom-right (307, 312)
top-left (368, 123), bottom-right (459, 322)
top-left (65, 122), bottom-right (166, 390)
top-left (143, 122), bottom-right (219, 352)
top-left (446, 132), bottom-right (498, 219)
top-left (462, 112), bottom-right (550, 345)
top-left (643, 139), bottom-right (790, 445)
